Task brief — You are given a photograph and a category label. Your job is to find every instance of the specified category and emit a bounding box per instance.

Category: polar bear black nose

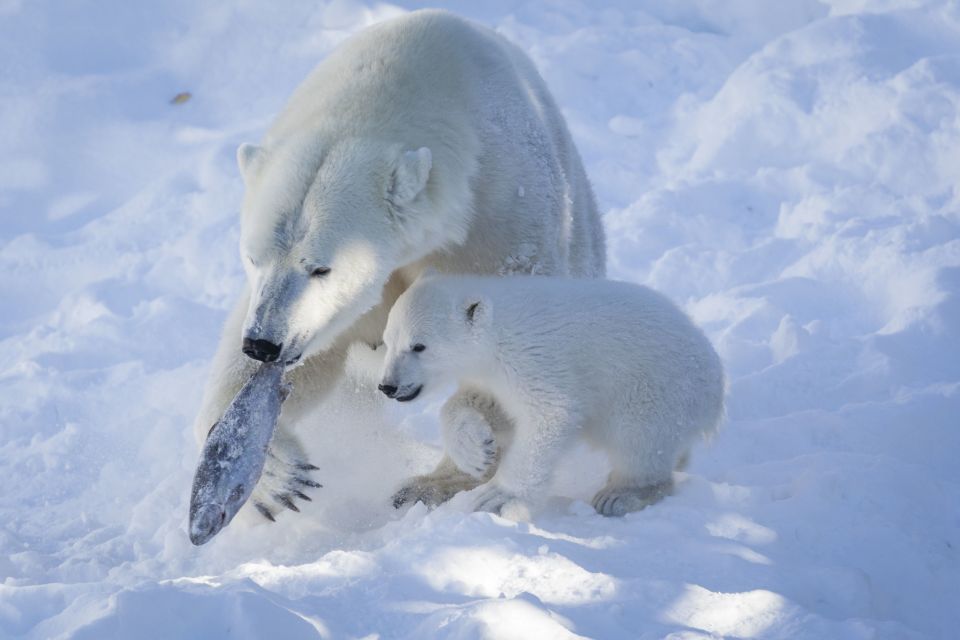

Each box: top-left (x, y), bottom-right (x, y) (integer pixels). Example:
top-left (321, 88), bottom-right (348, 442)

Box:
top-left (378, 383), bottom-right (398, 398)
top-left (242, 338), bottom-right (282, 362)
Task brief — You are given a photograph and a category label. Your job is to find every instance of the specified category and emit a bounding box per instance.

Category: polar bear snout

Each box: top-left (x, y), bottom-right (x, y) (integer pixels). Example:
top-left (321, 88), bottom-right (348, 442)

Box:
top-left (242, 337), bottom-right (283, 363)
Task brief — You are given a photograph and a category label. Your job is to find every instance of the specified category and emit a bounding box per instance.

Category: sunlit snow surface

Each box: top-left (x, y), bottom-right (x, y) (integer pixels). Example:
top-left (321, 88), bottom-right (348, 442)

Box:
top-left (1, 1), bottom-right (959, 638)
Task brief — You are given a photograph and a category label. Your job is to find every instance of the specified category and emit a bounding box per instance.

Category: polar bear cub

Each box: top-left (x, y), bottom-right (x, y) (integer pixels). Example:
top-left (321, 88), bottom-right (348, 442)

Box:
top-left (378, 274), bottom-right (724, 516)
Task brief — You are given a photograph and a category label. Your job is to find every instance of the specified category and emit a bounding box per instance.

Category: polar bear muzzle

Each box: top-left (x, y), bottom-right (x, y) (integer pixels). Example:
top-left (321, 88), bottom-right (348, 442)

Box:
top-left (242, 337), bottom-right (282, 363)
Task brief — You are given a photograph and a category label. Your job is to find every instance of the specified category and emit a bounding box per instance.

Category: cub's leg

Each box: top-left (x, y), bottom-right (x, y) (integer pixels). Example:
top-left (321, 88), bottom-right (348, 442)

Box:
top-left (591, 421), bottom-right (684, 516)
top-left (441, 395), bottom-right (500, 479)
top-left (471, 402), bottom-right (575, 516)
top-left (391, 388), bottom-right (509, 508)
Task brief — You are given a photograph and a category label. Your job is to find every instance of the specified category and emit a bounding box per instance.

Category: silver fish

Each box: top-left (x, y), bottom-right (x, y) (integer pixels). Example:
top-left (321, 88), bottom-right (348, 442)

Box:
top-left (189, 361), bottom-right (289, 546)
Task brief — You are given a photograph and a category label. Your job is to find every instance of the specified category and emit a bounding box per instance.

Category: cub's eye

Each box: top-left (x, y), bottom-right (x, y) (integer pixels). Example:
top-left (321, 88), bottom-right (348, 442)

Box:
top-left (411, 343), bottom-right (426, 353)
top-left (309, 266), bottom-right (331, 278)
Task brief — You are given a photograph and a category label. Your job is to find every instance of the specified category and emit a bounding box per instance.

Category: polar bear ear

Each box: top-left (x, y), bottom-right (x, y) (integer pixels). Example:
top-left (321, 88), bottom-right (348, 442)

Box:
top-left (236, 143), bottom-right (264, 183)
top-left (463, 296), bottom-right (490, 327)
top-left (387, 147), bottom-right (432, 208)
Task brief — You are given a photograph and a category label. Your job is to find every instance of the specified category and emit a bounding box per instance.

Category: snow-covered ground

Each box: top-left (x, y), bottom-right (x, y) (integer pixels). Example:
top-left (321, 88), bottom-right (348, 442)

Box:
top-left (2, 0), bottom-right (959, 637)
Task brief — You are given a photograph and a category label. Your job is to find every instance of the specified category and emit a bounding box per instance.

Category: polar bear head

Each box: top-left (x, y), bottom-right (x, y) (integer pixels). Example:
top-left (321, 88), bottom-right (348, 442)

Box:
top-left (378, 276), bottom-right (492, 402)
top-left (235, 136), bottom-right (442, 364)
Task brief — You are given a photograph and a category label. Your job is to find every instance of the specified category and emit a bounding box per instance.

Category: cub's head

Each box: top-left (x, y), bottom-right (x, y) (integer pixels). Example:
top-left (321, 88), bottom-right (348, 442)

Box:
top-left (378, 277), bottom-right (491, 402)
top-left (235, 137), bottom-right (441, 365)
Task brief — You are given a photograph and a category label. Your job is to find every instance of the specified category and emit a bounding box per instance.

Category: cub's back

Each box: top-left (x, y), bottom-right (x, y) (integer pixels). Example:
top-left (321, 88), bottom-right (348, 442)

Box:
top-left (458, 276), bottom-right (722, 387)
top-left (488, 277), bottom-right (706, 345)
top-left (492, 276), bottom-right (724, 429)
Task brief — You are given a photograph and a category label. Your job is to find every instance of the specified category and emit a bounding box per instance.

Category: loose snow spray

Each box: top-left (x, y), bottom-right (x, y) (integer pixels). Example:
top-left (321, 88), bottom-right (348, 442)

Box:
top-left (189, 362), bottom-right (291, 545)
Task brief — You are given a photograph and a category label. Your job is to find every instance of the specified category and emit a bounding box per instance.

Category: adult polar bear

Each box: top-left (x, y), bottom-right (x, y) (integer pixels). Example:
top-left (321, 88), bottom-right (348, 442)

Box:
top-left (193, 9), bottom-right (605, 520)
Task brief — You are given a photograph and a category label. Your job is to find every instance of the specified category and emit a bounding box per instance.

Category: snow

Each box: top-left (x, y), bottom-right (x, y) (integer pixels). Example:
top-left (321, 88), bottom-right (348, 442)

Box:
top-left (1, 0), bottom-right (959, 638)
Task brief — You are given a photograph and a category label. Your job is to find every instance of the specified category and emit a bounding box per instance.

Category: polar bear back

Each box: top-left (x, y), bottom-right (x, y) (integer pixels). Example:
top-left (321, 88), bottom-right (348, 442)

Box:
top-left (264, 9), bottom-right (605, 279)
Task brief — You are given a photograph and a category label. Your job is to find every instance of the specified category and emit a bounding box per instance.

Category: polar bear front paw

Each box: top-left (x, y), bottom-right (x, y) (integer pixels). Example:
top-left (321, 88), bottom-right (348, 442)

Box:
top-left (250, 437), bottom-right (322, 522)
top-left (443, 407), bottom-right (498, 479)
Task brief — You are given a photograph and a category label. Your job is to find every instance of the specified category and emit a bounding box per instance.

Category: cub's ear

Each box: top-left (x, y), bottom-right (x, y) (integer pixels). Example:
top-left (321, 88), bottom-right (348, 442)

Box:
top-left (463, 295), bottom-right (491, 327)
top-left (237, 143), bottom-right (264, 183)
top-left (388, 147), bottom-right (432, 208)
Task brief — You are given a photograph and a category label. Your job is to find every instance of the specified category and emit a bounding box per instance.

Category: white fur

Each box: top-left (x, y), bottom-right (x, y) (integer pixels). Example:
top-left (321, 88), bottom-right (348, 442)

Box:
top-left (193, 10), bottom-right (605, 517)
top-left (380, 275), bottom-right (725, 517)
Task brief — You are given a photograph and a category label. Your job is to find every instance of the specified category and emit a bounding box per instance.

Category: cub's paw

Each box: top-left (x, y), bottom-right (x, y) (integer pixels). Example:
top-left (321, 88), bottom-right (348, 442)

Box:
top-left (390, 476), bottom-right (460, 509)
top-left (251, 437), bottom-right (322, 522)
top-left (391, 469), bottom-right (481, 509)
top-left (591, 482), bottom-right (670, 517)
top-left (443, 408), bottom-right (498, 479)
top-left (470, 483), bottom-right (525, 517)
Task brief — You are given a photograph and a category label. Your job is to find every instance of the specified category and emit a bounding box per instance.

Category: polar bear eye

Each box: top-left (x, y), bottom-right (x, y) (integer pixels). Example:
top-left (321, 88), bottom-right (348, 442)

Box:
top-left (411, 343), bottom-right (426, 353)
top-left (309, 266), bottom-right (331, 278)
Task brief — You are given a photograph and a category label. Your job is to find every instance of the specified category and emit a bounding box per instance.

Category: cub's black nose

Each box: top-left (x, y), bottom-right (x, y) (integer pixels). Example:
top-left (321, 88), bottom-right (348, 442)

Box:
top-left (378, 383), bottom-right (398, 398)
top-left (242, 338), bottom-right (282, 362)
